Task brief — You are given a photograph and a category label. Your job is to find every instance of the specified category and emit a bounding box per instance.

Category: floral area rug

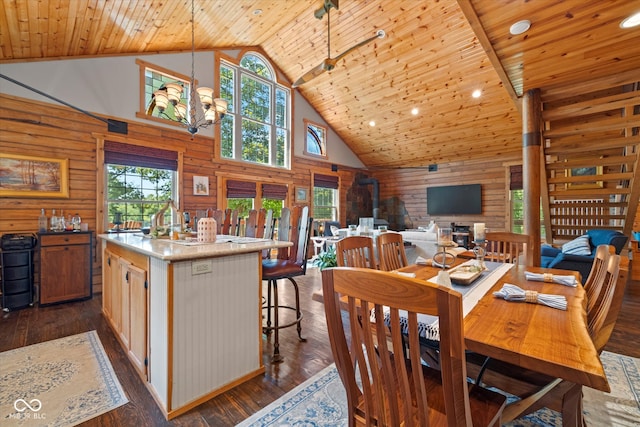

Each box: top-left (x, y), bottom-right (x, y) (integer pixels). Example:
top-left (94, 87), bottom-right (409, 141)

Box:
top-left (0, 331), bottom-right (128, 426)
top-left (237, 351), bottom-right (640, 427)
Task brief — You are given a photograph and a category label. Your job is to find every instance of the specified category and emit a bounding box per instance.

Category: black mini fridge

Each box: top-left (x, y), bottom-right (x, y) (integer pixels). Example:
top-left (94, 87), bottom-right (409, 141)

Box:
top-left (1, 234), bottom-right (36, 311)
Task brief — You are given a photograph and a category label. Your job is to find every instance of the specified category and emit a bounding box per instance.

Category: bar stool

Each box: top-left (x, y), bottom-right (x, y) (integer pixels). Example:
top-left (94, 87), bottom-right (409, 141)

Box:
top-left (261, 206), bottom-right (313, 362)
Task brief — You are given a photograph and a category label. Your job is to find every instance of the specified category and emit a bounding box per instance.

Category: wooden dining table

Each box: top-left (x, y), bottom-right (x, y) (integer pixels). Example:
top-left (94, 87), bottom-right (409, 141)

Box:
top-left (398, 261), bottom-right (608, 425)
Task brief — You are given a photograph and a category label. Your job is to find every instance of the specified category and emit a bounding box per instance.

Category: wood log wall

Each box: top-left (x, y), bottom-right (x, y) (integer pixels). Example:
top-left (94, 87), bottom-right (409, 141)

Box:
top-left (0, 93), bottom-right (357, 295)
top-left (369, 157), bottom-right (520, 233)
top-left (3, 86), bottom-right (636, 299)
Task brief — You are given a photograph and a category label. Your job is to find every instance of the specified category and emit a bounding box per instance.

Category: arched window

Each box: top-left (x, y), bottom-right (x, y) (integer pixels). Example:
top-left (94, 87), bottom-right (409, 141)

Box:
top-left (304, 119), bottom-right (327, 158)
top-left (220, 53), bottom-right (290, 169)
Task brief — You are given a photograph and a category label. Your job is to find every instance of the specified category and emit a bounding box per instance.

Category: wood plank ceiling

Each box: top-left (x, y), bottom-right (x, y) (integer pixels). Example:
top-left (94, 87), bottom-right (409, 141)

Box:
top-left (1, 0), bottom-right (639, 169)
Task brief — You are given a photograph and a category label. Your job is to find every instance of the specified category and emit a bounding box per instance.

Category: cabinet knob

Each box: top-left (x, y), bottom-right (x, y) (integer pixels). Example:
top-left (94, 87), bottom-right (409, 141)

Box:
top-left (64, 238), bottom-right (70, 242)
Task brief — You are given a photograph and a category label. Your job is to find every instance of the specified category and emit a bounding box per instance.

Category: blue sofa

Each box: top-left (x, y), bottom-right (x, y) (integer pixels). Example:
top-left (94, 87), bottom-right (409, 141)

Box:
top-left (540, 229), bottom-right (627, 284)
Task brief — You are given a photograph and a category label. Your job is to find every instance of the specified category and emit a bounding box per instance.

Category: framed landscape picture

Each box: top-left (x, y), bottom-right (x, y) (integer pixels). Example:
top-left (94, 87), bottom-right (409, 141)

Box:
top-left (0, 153), bottom-right (69, 198)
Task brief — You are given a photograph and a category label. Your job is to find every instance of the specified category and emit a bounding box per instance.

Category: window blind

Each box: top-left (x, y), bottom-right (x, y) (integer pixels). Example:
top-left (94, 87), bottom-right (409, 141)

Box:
top-left (262, 183), bottom-right (288, 200)
top-left (227, 180), bottom-right (257, 198)
top-left (510, 165), bottom-right (523, 190)
top-left (314, 173), bottom-right (339, 189)
top-left (104, 141), bottom-right (178, 171)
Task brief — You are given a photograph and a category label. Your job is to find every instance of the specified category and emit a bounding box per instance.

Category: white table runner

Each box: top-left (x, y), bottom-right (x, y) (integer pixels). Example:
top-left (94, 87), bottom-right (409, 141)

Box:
top-left (381, 261), bottom-right (515, 341)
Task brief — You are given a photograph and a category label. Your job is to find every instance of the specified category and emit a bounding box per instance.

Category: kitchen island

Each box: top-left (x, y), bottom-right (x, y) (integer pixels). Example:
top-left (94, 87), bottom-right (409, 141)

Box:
top-left (98, 233), bottom-right (291, 420)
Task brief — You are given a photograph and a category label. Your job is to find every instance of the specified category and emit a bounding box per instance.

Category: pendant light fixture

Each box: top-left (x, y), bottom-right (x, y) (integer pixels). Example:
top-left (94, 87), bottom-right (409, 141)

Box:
top-left (149, 0), bottom-right (227, 136)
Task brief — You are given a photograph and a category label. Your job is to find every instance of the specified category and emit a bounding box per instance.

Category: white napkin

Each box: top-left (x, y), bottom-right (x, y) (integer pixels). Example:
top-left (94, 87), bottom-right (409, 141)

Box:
top-left (525, 271), bottom-right (577, 287)
top-left (415, 256), bottom-right (432, 265)
top-left (395, 271), bottom-right (416, 278)
top-left (493, 283), bottom-right (567, 310)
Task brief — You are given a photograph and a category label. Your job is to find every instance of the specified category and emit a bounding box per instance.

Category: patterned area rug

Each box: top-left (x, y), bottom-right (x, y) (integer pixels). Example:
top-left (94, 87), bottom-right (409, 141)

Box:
top-left (0, 331), bottom-right (128, 426)
top-left (237, 351), bottom-right (640, 426)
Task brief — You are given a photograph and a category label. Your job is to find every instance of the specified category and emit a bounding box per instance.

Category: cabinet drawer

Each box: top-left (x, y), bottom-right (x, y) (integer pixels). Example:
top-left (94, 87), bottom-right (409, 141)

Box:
top-left (40, 233), bottom-right (91, 246)
top-left (1, 251), bottom-right (31, 266)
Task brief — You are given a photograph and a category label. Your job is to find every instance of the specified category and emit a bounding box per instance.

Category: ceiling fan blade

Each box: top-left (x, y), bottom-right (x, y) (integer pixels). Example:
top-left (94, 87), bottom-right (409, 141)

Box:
top-left (333, 30), bottom-right (385, 63)
top-left (292, 30), bottom-right (385, 88)
top-left (292, 59), bottom-right (331, 88)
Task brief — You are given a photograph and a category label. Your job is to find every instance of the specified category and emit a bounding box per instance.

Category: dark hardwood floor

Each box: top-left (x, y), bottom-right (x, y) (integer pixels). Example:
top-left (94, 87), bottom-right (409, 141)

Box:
top-left (1, 267), bottom-right (638, 426)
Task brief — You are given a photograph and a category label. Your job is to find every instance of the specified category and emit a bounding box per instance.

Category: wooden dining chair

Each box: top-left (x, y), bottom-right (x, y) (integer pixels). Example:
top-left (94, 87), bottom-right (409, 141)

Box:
top-left (222, 208), bottom-right (240, 235)
top-left (261, 206), bottom-right (313, 362)
top-left (468, 254), bottom-right (628, 424)
top-left (584, 244), bottom-right (612, 316)
top-left (484, 231), bottom-right (532, 265)
top-left (322, 267), bottom-right (506, 426)
top-left (211, 209), bottom-right (224, 234)
top-left (376, 231), bottom-right (408, 271)
top-left (335, 235), bottom-right (376, 269)
top-left (245, 208), bottom-right (267, 238)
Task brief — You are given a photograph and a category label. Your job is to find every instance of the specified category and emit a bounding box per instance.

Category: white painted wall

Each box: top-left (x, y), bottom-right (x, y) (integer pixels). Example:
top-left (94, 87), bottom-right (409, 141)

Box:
top-left (0, 50), bottom-right (364, 168)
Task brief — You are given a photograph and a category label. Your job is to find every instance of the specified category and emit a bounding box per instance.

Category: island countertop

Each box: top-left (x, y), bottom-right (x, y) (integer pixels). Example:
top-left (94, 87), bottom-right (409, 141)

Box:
top-left (98, 232), bottom-right (292, 261)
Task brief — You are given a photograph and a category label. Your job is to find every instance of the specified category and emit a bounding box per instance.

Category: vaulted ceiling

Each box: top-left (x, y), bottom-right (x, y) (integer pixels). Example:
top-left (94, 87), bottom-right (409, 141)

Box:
top-left (1, 0), bottom-right (639, 168)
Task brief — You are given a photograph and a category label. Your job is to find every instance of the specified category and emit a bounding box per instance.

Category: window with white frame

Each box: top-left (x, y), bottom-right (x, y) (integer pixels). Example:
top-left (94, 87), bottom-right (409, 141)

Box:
top-left (104, 141), bottom-right (178, 229)
top-left (219, 53), bottom-right (290, 168)
top-left (313, 173), bottom-right (339, 222)
top-left (304, 119), bottom-right (327, 158)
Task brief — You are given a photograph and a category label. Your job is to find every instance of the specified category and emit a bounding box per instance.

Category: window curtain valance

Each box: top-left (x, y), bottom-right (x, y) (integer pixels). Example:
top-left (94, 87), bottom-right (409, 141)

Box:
top-left (262, 183), bottom-right (288, 200)
top-left (104, 141), bottom-right (178, 171)
top-left (314, 173), bottom-right (339, 189)
top-left (227, 180), bottom-right (257, 198)
top-left (510, 165), bottom-right (523, 190)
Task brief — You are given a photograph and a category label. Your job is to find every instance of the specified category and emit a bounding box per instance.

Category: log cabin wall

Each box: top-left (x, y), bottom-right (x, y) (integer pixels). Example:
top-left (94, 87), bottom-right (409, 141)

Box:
top-left (368, 156), bottom-right (520, 233)
top-left (0, 93), bottom-right (357, 295)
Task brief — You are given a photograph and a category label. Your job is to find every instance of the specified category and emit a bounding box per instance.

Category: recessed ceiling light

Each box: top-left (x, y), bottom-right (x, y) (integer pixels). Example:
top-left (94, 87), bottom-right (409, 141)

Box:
top-left (620, 11), bottom-right (640, 28)
top-left (411, 108), bottom-right (419, 115)
top-left (253, 9), bottom-right (263, 15)
top-left (369, 120), bottom-right (376, 127)
top-left (510, 20), bottom-right (531, 35)
top-left (472, 89), bottom-right (482, 98)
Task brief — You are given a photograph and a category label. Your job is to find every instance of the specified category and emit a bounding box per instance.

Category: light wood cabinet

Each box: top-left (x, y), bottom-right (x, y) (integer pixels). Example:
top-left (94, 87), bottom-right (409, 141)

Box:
top-left (127, 263), bottom-right (147, 376)
top-left (102, 248), bottom-right (120, 328)
top-left (118, 257), bottom-right (131, 349)
top-left (102, 243), bottom-right (148, 380)
top-left (39, 232), bottom-right (92, 305)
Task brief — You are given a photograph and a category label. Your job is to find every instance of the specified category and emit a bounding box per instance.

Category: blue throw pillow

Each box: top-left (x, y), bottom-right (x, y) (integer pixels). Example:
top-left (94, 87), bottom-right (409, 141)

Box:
top-left (562, 235), bottom-right (592, 256)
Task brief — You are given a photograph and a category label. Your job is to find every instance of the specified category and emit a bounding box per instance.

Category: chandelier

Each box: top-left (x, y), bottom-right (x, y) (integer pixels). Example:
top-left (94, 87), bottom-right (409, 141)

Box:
top-left (149, 0), bottom-right (228, 136)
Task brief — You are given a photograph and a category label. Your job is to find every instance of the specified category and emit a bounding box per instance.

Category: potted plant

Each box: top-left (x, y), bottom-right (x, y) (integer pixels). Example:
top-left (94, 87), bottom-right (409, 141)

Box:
top-left (313, 245), bottom-right (337, 270)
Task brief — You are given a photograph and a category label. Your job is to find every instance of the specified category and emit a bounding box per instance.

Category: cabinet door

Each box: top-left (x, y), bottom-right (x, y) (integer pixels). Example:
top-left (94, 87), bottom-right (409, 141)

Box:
top-left (40, 243), bottom-right (91, 304)
top-left (102, 249), bottom-right (113, 319)
top-left (110, 254), bottom-right (123, 333)
top-left (66, 244), bottom-right (91, 299)
top-left (102, 249), bottom-right (120, 324)
top-left (128, 264), bottom-right (148, 379)
top-left (118, 258), bottom-right (131, 349)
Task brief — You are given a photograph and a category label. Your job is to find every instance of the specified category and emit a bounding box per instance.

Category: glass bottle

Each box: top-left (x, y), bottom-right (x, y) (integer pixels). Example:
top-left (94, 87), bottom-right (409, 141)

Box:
top-left (50, 209), bottom-right (58, 231)
top-left (38, 209), bottom-right (47, 232)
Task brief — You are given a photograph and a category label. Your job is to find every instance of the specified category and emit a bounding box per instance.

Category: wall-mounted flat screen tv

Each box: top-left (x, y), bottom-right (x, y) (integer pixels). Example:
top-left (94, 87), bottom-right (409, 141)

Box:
top-left (427, 184), bottom-right (482, 215)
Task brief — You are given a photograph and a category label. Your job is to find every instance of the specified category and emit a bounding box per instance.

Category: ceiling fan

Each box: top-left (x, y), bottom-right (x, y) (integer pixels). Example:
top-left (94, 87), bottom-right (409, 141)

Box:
top-left (292, 0), bottom-right (385, 88)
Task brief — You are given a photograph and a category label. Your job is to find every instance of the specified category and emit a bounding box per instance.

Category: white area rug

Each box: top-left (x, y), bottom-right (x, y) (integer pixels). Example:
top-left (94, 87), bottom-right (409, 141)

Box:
top-left (0, 331), bottom-right (128, 426)
top-left (237, 351), bottom-right (640, 426)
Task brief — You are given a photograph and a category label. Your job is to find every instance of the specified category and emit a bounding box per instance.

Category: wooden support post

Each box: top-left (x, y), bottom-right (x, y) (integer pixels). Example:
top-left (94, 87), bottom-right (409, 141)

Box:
top-left (523, 89), bottom-right (542, 266)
